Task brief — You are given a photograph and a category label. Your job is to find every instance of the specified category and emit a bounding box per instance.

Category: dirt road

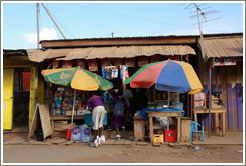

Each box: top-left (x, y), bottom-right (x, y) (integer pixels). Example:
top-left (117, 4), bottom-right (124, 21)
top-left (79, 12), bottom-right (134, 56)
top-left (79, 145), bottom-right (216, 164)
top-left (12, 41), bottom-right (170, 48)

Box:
top-left (3, 143), bottom-right (243, 164)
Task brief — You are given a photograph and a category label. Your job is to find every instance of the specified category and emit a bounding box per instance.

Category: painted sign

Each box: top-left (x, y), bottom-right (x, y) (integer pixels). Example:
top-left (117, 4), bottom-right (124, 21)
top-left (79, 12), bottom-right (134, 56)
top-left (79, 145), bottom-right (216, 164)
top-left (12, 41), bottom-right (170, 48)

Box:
top-left (53, 60), bottom-right (59, 69)
top-left (113, 58), bottom-right (123, 66)
top-left (138, 56), bottom-right (149, 67)
top-left (213, 57), bottom-right (236, 66)
top-left (101, 59), bottom-right (112, 67)
top-left (89, 60), bottom-right (98, 71)
top-left (62, 60), bottom-right (72, 68)
top-left (76, 60), bottom-right (85, 68)
top-left (124, 58), bottom-right (135, 67)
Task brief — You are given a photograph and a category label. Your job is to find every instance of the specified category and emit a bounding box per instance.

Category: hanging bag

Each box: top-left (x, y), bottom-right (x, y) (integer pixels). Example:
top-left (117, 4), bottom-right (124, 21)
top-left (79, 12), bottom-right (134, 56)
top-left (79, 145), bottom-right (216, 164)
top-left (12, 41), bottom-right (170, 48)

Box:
top-left (113, 99), bottom-right (124, 117)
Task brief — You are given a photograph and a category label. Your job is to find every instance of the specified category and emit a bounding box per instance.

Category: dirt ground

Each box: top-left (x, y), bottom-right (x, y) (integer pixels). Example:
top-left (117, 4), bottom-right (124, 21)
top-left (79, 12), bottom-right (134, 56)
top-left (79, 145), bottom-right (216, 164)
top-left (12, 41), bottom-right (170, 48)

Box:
top-left (3, 143), bottom-right (243, 163)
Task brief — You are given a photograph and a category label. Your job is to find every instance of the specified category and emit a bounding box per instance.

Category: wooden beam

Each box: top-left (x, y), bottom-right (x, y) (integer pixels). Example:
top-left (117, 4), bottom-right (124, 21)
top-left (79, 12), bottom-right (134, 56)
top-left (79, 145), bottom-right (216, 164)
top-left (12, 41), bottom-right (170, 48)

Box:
top-left (41, 37), bottom-right (197, 48)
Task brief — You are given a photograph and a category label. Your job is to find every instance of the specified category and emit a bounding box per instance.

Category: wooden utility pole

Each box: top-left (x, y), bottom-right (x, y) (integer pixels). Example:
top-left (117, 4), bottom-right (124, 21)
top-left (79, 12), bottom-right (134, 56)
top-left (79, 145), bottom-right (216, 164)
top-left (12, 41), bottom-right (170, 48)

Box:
top-left (37, 3), bottom-right (40, 49)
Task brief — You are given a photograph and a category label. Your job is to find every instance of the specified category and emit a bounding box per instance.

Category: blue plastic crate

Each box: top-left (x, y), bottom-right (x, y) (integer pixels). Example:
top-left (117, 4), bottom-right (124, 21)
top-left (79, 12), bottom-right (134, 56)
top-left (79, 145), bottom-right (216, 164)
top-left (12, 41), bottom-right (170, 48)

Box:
top-left (84, 113), bottom-right (108, 126)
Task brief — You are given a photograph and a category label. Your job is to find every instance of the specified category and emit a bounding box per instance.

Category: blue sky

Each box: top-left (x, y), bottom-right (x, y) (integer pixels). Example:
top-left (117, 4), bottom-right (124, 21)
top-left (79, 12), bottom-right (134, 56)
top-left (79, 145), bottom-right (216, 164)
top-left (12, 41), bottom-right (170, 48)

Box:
top-left (2, 1), bottom-right (244, 49)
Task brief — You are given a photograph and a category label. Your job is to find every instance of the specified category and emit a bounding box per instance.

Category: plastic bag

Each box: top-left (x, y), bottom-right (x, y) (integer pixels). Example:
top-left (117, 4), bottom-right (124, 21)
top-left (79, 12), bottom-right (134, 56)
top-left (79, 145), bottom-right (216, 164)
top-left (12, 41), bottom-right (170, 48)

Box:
top-left (70, 126), bottom-right (82, 141)
top-left (80, 124), bottom-right (93, 143)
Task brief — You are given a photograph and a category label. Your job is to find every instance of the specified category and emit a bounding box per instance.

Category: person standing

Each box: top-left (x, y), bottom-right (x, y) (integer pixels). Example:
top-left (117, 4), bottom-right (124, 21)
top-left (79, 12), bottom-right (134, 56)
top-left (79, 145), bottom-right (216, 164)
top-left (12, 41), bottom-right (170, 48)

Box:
top-left (122, 85), bottom-right (133, 129)
top-left (87, 91), bottom-right (106, 147)
top-left (102, 89), bottom-right (115, 130)
top-left (113, 89), bottom-right (127, 139)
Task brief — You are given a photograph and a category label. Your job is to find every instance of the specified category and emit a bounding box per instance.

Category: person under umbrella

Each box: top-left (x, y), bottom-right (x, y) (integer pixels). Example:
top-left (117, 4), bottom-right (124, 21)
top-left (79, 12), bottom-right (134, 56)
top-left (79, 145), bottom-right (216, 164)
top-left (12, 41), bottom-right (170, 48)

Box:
top-left (87, 90), bottom-right (106, 147)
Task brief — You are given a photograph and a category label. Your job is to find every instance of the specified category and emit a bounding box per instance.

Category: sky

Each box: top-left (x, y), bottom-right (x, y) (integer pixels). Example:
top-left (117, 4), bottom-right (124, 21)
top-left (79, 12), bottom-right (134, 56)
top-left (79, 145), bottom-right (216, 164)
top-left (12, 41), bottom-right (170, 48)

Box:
top-left (2, 1), bottom-right (244, 49)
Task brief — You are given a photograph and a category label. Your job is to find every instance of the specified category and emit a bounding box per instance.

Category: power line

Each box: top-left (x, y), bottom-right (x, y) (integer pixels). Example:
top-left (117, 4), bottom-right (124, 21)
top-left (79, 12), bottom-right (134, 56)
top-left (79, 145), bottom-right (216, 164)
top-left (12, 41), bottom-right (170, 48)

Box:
top-left (48, 4), bottom-right (76, 38)
top-left (71, 4), bottom-right (196, 31)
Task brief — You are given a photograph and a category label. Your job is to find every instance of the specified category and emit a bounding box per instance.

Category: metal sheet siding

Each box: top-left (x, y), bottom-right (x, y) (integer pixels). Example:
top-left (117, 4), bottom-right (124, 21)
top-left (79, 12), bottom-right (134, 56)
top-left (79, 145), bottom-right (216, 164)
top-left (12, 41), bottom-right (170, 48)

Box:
top-left (55, 45), bottom-right (196, 60)
top-left (203, 36), bottom-right (243, 58)
top-left (28, 45), bottom-right (196, 62)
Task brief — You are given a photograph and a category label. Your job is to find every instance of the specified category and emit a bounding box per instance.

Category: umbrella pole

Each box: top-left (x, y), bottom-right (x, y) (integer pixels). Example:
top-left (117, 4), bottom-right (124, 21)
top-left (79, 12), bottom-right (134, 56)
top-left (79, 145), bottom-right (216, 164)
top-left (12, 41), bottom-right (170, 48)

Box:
top-left (168, 91), bottom-right (170, 108)
top-left (71, 89), bottom-right (76, 123)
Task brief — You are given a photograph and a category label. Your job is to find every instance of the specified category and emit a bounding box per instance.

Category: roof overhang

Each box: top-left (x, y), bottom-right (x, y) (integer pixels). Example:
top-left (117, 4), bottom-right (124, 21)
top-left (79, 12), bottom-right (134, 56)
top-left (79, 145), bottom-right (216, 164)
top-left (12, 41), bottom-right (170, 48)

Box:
top-left (198, 35), bottom-right (243, 59)
top-left (27, 45), bottom-right (196, 63)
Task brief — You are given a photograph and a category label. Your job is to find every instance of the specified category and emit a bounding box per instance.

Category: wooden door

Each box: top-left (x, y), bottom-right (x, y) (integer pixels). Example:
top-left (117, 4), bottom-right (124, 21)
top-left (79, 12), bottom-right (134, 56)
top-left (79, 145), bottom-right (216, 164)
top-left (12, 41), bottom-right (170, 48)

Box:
top-left (3, 69), bottom-right (14, 130)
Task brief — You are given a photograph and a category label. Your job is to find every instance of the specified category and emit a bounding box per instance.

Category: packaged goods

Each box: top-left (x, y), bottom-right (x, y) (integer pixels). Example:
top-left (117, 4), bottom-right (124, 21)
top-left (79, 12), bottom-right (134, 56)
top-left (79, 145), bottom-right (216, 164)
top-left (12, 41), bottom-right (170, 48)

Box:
top-left (70, 126), bottom-right (82, 141)
top-left (80, 124), bottom-right (93, 143)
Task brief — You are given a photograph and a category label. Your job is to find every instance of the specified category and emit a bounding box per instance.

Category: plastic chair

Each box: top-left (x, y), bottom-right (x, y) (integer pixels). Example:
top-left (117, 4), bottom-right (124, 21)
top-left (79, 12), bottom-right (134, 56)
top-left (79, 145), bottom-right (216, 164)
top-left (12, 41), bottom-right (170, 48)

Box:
top-left (190, 121), bottom-right (205, 141)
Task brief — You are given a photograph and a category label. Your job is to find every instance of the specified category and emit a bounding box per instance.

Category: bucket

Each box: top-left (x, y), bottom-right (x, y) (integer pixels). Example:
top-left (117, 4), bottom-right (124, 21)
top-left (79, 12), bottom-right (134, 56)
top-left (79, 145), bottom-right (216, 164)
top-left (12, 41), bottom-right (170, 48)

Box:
top-left (66, 129), bottom-right (72, 140)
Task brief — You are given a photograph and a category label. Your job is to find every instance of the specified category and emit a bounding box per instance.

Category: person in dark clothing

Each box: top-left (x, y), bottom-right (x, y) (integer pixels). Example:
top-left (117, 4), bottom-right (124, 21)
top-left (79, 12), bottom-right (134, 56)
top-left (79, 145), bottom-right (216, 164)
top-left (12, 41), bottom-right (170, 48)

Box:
top-left (133, 88), bottom-right (148, 114)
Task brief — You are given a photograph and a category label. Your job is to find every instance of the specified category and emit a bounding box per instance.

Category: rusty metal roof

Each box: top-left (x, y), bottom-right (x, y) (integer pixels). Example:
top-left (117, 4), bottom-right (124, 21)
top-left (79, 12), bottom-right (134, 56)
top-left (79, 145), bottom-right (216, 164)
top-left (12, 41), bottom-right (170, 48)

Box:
top-left (199, 35), bottom-right (243, 58)
top-left (3, 49), bottom-right (28, 57)
top-left (40, 33), bottom-right (242, 43)
top-left (27, 45), bottom-right (196, 62)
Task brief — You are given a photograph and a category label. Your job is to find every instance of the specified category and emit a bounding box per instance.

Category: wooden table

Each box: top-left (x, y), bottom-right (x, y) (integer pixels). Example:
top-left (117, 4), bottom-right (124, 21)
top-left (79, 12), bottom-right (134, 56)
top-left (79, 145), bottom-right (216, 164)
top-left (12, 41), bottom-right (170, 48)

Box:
top-left (146, 111), bottom-right (184, 143)
top-left (50, 116), bottom-right (84, 135)
top-left (192, 107), bottom-right (226, 136)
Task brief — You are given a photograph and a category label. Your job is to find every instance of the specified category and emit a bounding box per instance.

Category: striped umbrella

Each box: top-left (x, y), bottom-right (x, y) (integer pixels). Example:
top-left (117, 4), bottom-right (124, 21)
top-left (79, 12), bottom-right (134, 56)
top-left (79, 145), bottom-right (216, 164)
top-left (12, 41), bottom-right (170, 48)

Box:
top-left (125, 60), bottom-right (203, 94)
top-left (41, 66), bottom-right (113, 122)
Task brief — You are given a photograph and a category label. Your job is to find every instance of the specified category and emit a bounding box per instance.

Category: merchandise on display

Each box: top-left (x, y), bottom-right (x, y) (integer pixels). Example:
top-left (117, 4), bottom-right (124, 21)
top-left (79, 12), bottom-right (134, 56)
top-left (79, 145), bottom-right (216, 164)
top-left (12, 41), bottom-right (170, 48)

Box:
top-left (50, 85), bottom-right (88, 117)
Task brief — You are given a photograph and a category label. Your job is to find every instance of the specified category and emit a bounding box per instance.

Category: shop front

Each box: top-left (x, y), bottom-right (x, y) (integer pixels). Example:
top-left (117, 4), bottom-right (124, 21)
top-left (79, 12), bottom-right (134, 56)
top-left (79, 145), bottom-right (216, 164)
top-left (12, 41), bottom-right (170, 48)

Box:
top-left (27, 40), bottom-right (198, 143)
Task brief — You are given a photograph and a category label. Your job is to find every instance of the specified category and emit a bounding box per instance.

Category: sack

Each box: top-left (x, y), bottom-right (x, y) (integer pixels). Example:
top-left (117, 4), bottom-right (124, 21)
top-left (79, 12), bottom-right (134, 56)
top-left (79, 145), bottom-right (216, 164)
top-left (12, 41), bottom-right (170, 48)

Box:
top-left (70, 126), bottom-right (82, 141)
top-left (80, 124), bottom-right (93, 143)
top-left (113, 99), bottom-right (124, 117)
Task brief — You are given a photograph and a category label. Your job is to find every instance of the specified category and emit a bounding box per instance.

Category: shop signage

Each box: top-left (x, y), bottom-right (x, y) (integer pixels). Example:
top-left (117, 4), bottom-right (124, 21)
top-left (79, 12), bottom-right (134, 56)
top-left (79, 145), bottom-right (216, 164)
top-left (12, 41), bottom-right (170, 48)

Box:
top-left (62, 61), bottom-right (72, 68)
top-left (113, 58), bottom-right (123, 66)
top-left (89, 60), bottom-right (98, 71)
top-left (120, 65), bottom-right (129, 89)
top-left (150, 55), bottom-right (160, 63)
top-left (138, 56), bottom-right (149, 67)
top-left (124, 58), bottom-right (135, 67)
top-left (101, 59), bottom-right (112, 67)
top-left (76, 60), bottom-right (85, 68)
top-left (52, 60), bottom-right (59, 69)
top-left (213, 57), bottom-right (236, 66)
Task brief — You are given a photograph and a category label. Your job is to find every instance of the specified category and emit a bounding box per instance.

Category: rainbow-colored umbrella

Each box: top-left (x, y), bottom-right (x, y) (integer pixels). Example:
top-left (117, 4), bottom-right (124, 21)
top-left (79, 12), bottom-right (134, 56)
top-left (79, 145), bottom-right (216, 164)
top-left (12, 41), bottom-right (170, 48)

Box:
top-left (125, 60), bottom-right (203, 94)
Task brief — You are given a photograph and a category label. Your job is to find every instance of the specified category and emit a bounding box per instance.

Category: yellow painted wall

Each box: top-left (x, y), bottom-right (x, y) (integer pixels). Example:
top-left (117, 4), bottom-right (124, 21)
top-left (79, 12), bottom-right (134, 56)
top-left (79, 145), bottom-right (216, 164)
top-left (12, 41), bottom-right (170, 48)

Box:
top-left (3, 69), bottom-right (14, 130)
top-left (29, 67), bottom-right (38, 128)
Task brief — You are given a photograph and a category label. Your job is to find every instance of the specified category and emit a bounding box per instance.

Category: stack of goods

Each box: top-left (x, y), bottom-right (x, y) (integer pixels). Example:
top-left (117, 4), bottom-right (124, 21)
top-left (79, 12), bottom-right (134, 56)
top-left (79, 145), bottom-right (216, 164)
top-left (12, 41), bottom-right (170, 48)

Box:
top-left (50, 87), bottom-right (87, 116)
top-left (193, 92), bottom-right (206, 108)
top-left (51, 87), bottom-right (65, 116)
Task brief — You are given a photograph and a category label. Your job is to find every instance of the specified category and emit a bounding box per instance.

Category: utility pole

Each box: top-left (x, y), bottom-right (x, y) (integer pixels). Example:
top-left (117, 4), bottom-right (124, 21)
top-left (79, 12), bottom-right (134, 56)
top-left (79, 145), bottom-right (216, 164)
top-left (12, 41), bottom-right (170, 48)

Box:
top-left (194, 3), bottom-right (206, 60)
top-left (36, 3), bottom-right (40, 49)
top-left (41, 3), bottom-right (67, 39)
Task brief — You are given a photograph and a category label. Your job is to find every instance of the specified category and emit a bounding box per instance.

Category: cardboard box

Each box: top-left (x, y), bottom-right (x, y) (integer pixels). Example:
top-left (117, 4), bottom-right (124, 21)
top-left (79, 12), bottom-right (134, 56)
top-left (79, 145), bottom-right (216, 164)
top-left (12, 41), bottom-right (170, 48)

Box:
top-left (66, 110), bottom-right (76, 116)
top-left (77, 109), bottom-right (85, 116)
top-left (194, 93), bottom-right (206, 100)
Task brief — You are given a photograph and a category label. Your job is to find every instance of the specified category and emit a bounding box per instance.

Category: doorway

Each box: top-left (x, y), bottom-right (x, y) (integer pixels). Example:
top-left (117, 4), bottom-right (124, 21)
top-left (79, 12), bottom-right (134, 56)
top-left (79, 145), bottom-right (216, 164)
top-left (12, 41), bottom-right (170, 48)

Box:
top-left (12, 68), bottom-right (31, 132)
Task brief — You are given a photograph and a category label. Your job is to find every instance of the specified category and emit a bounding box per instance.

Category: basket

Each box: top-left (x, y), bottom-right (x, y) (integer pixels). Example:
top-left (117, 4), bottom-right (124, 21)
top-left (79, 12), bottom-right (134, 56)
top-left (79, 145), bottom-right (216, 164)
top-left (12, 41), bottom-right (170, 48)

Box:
top-left (84, 113), bottom-right (108, 126)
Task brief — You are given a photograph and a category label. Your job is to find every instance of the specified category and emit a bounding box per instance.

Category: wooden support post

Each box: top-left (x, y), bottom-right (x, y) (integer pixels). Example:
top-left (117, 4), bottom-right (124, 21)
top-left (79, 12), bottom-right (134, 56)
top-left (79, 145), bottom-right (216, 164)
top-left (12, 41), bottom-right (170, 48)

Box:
top-left (149, 117), bottom-right (153, 143)
top-left (51, 120), bottom-right (54, 138)
top-left (215, 113), bottom-right (219, 134)
top-left (222, 112), bottom-right (226, 136)
top-left (177, 117), bottom-right (181, 142)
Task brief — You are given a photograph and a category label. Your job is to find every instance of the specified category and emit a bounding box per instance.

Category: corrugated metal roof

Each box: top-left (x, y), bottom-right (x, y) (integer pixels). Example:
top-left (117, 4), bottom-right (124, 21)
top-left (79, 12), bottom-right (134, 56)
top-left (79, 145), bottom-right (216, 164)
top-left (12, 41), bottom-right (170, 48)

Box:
top-left (3, 49), bottom-right (27, 57)
top-left (199, 35), bottom-right (243, 58)
top-left (27, 45), bottom-right (195, 62)
top-left (40, 32), bottom-right (242, 43)
top-left (59, 45), bottom-right (196, 60)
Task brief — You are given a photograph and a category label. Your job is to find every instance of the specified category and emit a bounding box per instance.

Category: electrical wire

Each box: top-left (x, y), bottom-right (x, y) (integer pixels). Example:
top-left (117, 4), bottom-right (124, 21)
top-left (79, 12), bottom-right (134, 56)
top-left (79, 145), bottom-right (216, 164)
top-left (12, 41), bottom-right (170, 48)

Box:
top-left (48, 4), bottom-right (76, 38)
top-left (69, 4), bottom-right (197, 31)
